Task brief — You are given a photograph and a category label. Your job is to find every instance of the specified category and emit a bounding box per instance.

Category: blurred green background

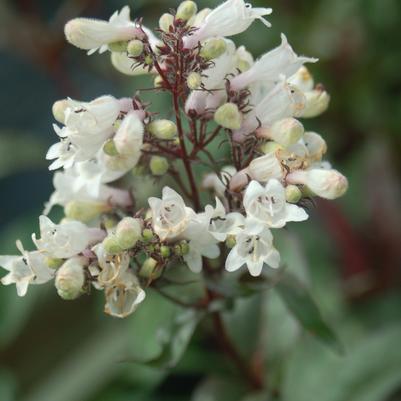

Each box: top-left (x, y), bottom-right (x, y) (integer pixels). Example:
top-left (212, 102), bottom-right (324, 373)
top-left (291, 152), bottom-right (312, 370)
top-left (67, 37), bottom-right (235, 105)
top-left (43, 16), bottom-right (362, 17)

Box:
top-left (0, 0), bottom-right (401, 400)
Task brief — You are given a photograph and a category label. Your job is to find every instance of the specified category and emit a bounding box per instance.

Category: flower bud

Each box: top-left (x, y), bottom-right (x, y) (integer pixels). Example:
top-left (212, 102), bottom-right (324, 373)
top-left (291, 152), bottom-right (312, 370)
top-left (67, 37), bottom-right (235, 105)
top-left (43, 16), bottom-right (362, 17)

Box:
top-left (115, 217), bottom-right (142, 249)
top-left (214, 103), bottom-right (242, 130)
top-left (139, 257), bottom-right (161, 279)
top-left (160, 245), bottom-right (171, 258)
top-left (150, 156), bottom-right (169, 176)
top-left (64, 200), bottom-right (110, 222)
top-left (55, 257), bottom-right (85, 300)
top-left (187, 8), bottom-right (211, 27)
top-left (301, 89), bottom-right (330, 118)
top-left (103, 138), bottom-right (120, 156)
top-left (247, 153), bottom-right (283, 182)
top-left (303, 131), bottom-right (327, 161)
top-left (187, 72), bottom-right (202, 90)
top-left (46, 257), bottom-right (64, 270)
top-left (229, 169), bottom-right (250, 192)
top-left (108, 40), bottom-right (128, 52)
top-left (289, 66), bottom-right (314, 92)
top-left (142, 228), bottom-right (154, 242)
top-left (287, 168), bottom-right (348, 200)
top-left (52, 99), bottom-right (68, 124)
top-left (102, 235), bottom-right (124, 255)
top-left (174, 241), bottom-right (190, 256)
top-left (257, 118), bottom-right (304, 147)
top-left (148, 119), bottom-right (177, 140)
top-left (200, 38), bottom-right (227, 60)
top-left (127, 39), bottom-right (144, 57)
top-left (260, 141), bottom-right (284, 154)
top-left (114, 112), bottom-right (144, 156)
top-left (285, 185), bottom-right (302, 203)
top-left (226, 235), bottom-right (236, 249)
top-left (111, 52), bottom-right (150, 76)
top-left (159, 13), bottom-right (174, 32)
top-left (176, 1), bottom-right (198, 21)
top-left (236, 46), bottom-right (254, 72)
top-left (154, 75), bottom-right (164, 88)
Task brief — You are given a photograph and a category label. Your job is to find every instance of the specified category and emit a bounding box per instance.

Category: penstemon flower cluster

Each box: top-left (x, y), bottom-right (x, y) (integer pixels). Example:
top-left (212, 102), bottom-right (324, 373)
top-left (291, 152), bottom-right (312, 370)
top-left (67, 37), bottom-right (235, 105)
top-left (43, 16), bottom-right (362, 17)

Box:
top-left (0, 0), bottom-right (348, 319)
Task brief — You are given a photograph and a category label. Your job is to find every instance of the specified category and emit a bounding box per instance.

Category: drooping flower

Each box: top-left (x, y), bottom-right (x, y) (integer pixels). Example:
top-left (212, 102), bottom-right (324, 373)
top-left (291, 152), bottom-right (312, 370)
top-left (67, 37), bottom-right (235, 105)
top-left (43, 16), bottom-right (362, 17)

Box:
top-left (243, 179), bottom-right (308, 230)
top-left (225, 222), bottom-right (280, 276)
top-left (0, 241), bottom-right (54, 296)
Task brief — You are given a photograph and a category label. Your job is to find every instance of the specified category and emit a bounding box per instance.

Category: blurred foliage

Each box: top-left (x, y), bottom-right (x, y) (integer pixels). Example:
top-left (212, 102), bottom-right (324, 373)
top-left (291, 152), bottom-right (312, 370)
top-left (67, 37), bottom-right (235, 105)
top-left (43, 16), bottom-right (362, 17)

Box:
top-left (0, 0), bottom-right (400, 400)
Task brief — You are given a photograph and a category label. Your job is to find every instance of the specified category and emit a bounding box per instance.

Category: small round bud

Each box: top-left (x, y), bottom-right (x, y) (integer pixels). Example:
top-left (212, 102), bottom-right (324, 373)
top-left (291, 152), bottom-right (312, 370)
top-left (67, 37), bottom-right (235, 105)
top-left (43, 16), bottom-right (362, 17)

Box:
top-left (55, 258), bottom-right (85, 300)
top-left (180, 241), bottom-right (190, 255)
top-left (102, 235), bottom-right (124, 255)
top-left (148, 119), bottom-right (177, 140)
top-left (46, 257), bottom-right (64, 270)
top-left (142, 228), bottom-right (154, 242)
top-left (176, 1), bottom-right (198, 21)
top-left (144, 55), bottom-right (153, 65)
top-left (214, 103), bottom-right (242, 130)
top-left (115, 217), bottom-right (142, 249)
top-left (154, 75), bottom-right (164, 88)
top-left (285, 185), bottom-right (302, 203)
top-left (64, 200), bottom-right (110, 223)
top-left (186, 72), bottom-right (202, 90)
top-left (260, 141), bottom-right (284, 154)
top-left (139, 257), bottom-right (160, 279)
top-left (226, 235), bottom-right (236, 249)
top-left (160, 245), bottom-right (171, 258)
top-left (52, 99), bottom-right (68, 124)
top-left (159, 13), bottom-right (174, 32)
top-left (127, 39), bottom-right (144, 57)
top-left (103, 138), bottom-right (120, 156)
top-left (108, 40), bottom-right (128, 52)
top-left (150, 156), bottom-right (169, 176)
top-left (200, 38), bottom-right (227, 60)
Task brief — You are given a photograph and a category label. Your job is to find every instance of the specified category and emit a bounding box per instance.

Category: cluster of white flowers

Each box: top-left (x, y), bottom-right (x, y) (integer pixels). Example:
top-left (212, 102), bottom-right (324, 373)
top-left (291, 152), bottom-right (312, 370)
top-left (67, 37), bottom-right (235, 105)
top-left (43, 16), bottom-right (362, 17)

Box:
top-left (0, 0), bottom-right (347, 318)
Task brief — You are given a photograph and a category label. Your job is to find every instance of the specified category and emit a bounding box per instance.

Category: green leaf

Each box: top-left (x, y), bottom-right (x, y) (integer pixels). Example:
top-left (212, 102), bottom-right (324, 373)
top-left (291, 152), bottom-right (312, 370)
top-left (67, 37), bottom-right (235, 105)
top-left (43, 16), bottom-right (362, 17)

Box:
top-left (276, 273), bottom-right (342, 353)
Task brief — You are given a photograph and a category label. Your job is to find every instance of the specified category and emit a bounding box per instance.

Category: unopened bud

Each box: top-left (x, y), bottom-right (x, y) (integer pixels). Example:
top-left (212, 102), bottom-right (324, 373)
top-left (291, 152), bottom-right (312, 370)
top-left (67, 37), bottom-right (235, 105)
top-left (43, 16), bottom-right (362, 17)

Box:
top-left (229, 169), bottom-right (250, 192)
top-left (159, 13), bottom-right (174, 32)
top-left (258, 118), bottom-right (304, 147)
top-left (187, 72), bottom-right (202, 90)
top-left (55, 258), bottom-right (85, 300)
top-left (289, 66), bottom-right (314, 92)
top-left (200, 38), bottom-right (227, 60)
top-left (102, 235), bottom-right (124, 255)
top-left (287, 168), bottom-right (348, 200)
top-left (52, 99), bottom-right (68, 123)
top-left (64, 200), bottom-right (110, 222)
top-left (115, 217), bottom-right (142, 249)
top-left (148, 119), bottom-right (177, 140)
top-left (142, 228), bottom-right (154, 242)
top-left (127, 39), bottom-right (144, 57)
top-left (102, 216), bottom-right (118, 231)
top-left (160, 245), bottom-right (171, 258)
top-left (139, 257), bottom-right (160, 279)
top-left (46, 257), bottom-right (64, 270)
top-left (214, 103), bottom-right (242, 130)
top-left (174, 241), bottom-right (190, 256)
top-left (303, 131), bottom-right (327, 161)
top-left (132, 165), bottom-right (147, 176)
top-left (226, 235), bottom-right (236, 249)
top-left (176, 1), bottom-right (198, 21)
top-left (248, 153), bottom-right (283, 182)
top-left (154, 75), bottom-right (164, 88)
top-left (144, 55), bottom-right (153, 65)
top-left (285, 185), bottom-right (302, 203)
top-left (114, 112), bottom-right (144, 156)
top-left (301, 89), bottom-right (330, 118)
top-left (108, 40), bottom-right (128, 52)
top-left (260, 141), bottom-right (284, 154)
top-left (150, 156), bottom-right (169, 176)
top-left (103, 138), bottom-right (120, 156)
top-left (188, 8), bottom-right (211, 27)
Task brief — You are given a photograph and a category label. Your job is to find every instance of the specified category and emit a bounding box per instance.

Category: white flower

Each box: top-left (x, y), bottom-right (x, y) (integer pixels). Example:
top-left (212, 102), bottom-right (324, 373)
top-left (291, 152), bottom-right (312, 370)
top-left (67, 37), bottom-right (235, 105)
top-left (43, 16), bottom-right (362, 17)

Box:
top-left (46, 134), bottom-right (80, 170)
top-left (183, 0), bottom-right (272, 48)
top-left (231, 34), bottom-right (317, 91)
top-left (300, 88), bottom-right (330, 118)
top-left (286, 168), bottom-right (348, 200)
top-left (113, 112), bottom-right (144, 156)
top-left (225, 223), bottom-right (280, 276)
top-left (32, 216), bottom-right (91, 258)
top-left (289, 66), bottom-right (314, 92)
top-left (148, 187), bottom-right (195, 241)
top-left (246, 153), bottom-right (284, 182)
top-left (0, 240), bottom-right (54, 296)
top-left (55, 257), bottom-right (86, 300)
top-left (243, 179), bottom-right (308, 229)
top-left (64, 6), bottom-right (141, 54)
top-left (205, 198), bottom-right (245, 241)
top-left (233, 78), bottom-right (306, 141)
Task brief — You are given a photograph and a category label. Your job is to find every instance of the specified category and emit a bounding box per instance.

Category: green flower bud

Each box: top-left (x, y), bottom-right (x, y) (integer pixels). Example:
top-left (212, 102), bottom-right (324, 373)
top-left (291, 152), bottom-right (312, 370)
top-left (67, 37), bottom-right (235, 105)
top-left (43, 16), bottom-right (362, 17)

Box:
top-left (52, 99), bottom-right (68, 124)
top-left (148, 119), bottom-right (177, 140)
top-left (144, 55), bottom-right (153, 65)
top-left (115, 217), bottom-right (142, 249)
top-left (176, 1), bottom-right (198, 21)
top-left (46, 257), bottom-right (64, 270)
top-left (174, 241), bottom-right (190, 256)
top-left (225, 235), bottom-right (236, 249)
top-left (102, 216), bottom-right (118, 231)
top-left (159, 13), bottom-right (174, 32)
top-left (187, 72), bottom-right (202, 90)
top-left (154, 75), bottom-right (164, 88)
top-left (260, 141), bottom-right (284, 154)
top-left (127, 39), bottom-right (144, 57)
top-left (132, 165), bottom-right (147, 176)
top-left (285, 185), bottom-right (302, 203)
top-left (160, 245), bottom-right (171, 258)
top-left (102, 235), bottom-right (124, 255)
top-left (214, 103), bottom-right (242, 130)
top-left (200, 38), bottom-right (227, 60)
top-left (108, 41), bottom-right (128, 52)
top-left (139, 257), bottom-right (161, 279)
top-left (150, 156), bottom-right (169, 176)
top-left (55, 258), bottom-right (85, 300)
top-left (64, 200), bottom-right (110, 223)
top-left (103, 138), bottom-right (120, 156)
top-left (142, 228), bottom-right (154, 242)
